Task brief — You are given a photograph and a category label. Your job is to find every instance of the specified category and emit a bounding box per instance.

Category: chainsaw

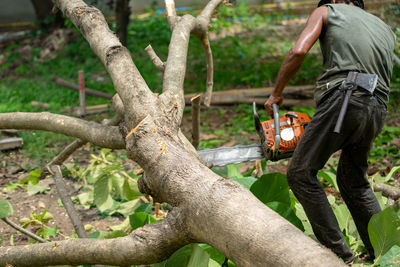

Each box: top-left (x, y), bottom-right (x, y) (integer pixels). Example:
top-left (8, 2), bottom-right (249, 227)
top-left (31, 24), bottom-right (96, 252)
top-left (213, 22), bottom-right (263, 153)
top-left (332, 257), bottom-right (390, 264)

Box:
top-left (198, 102), bottom-right (311, 166)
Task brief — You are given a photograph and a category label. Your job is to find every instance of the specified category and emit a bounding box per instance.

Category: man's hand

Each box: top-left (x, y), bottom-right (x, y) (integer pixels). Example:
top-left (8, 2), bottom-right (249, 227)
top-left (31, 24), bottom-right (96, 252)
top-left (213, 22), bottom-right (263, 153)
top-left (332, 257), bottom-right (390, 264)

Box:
top-left (264, 94), bottom-right (283, 116)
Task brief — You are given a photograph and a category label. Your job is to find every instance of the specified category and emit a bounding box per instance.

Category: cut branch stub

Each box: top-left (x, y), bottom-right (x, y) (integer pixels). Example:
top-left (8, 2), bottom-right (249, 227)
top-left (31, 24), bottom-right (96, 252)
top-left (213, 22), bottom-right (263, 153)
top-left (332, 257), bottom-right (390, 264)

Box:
top-left (145, 45), bottom-right (165, 72)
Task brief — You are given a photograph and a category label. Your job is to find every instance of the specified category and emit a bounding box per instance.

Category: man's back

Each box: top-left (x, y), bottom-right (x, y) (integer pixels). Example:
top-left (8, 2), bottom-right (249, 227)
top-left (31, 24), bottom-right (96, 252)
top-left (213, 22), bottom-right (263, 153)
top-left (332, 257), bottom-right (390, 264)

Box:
top-left (316, 4), bottom-right (395, 105)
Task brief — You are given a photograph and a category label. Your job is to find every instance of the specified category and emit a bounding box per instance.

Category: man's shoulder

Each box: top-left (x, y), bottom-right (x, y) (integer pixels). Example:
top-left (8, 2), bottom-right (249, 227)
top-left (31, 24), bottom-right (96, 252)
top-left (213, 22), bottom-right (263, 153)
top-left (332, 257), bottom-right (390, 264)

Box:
top-left (325, 4), bottom-right (393, 38)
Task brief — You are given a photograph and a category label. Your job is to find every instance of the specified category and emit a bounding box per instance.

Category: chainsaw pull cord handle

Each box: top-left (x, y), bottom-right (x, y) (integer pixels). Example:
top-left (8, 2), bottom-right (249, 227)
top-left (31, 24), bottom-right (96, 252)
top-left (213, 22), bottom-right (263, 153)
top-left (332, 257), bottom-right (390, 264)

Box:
top-left (272, 103), bottom-right (280, 158)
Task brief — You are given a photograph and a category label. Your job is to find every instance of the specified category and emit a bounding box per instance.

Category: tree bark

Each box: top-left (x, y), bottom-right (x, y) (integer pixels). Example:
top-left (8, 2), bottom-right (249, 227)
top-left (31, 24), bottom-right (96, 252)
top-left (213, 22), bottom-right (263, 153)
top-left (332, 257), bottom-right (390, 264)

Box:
top-left (0, 0), bottom-right (345, 266)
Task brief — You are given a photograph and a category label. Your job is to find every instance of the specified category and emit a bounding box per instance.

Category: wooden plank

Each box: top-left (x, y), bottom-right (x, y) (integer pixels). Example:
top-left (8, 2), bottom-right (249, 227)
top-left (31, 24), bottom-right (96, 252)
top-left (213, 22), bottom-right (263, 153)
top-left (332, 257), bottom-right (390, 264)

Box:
top-left (185, 85), bottom-right (315, 106)
top-left (52, 76), bottom-right (114, 99)
top-left (0, 137), bottom-right (23, 151)
top-left (70, 104), bottom-right (109, 116)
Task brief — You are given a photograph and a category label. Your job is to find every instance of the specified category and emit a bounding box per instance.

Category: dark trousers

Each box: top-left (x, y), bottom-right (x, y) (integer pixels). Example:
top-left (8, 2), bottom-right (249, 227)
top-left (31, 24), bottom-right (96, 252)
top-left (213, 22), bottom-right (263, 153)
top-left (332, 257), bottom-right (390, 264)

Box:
top-left (287, 89), bottom-right (387, 259)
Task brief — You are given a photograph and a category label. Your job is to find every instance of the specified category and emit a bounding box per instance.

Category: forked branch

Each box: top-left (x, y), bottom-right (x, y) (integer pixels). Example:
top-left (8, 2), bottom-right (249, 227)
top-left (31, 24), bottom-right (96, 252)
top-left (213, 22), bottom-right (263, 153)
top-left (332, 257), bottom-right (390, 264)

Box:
top-left (53, 0), bottom-right (156, 122)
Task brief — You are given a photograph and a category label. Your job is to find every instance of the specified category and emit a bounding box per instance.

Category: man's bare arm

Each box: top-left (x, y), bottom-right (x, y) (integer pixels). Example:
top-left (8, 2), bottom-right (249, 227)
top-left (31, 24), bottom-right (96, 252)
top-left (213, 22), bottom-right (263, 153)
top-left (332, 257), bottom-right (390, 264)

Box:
top-left (264, 6), bottom-right (328, 115)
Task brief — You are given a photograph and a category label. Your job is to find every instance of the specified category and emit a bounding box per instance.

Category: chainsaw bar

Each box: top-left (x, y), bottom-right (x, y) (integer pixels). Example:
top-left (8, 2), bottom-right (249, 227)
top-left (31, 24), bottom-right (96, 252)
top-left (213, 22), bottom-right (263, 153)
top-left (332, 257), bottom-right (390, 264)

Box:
top-left (198, 144), bottom-right (264, 167)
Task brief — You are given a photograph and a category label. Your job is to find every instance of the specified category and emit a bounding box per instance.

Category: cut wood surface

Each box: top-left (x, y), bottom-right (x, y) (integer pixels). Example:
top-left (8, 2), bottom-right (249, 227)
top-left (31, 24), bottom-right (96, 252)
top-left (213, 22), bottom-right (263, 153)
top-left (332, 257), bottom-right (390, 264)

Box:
top-left (52, 76), bottom-right (114, 99)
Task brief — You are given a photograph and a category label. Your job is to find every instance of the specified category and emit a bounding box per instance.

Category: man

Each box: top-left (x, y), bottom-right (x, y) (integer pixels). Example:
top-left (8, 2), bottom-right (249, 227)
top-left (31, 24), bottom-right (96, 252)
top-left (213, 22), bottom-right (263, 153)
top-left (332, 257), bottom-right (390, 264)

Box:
top-left (264, 0), bottom-right (395, 264)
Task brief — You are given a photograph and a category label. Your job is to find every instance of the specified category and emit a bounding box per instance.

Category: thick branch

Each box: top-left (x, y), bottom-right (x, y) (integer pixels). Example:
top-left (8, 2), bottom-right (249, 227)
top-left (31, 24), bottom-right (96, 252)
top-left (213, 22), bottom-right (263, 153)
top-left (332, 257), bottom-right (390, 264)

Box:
top-left (48, 114), bottom-right (122, 167)
top-left (0, 211), bottom-right (190, 266)
top-left (50, 165), bottom-right (87, 238)
top-left (0, 112), bottom-right (124, 149)
top-left (374, 183), bottom-right (400, 200)
top-left (53, 0), bottom-right (156, 122)
top-left (162, 15), bottom-right (196, 96)
top-left (1, 217), bottom-right (47, 243)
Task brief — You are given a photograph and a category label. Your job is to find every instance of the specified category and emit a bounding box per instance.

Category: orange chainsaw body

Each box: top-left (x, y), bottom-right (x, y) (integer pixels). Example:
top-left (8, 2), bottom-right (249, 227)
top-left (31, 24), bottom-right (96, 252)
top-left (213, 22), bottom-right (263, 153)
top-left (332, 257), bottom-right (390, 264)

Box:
top-left (254, 104), bottom-right (311, 161)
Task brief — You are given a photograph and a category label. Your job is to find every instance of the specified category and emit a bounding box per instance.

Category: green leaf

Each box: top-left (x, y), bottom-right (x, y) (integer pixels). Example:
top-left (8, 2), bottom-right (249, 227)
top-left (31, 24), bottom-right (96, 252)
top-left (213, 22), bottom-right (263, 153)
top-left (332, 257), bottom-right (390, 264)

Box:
top-left (378, 245), bottom-right (400, 266)
top-left (266, 202), bottom-right (304, 231)
top-left (208, 258), bottom-right (221, 267)
top-left (31, 210), bottom-right (53, 224)
top-left (135, 202), bottom-right (153, 214)
top-left (20, 217), bottom-right (35, 228)
top-left (129, 212), bottom-right (156, 230)
top-left (318, 170), bottom-right (338, 191)
top-left (250, 173), bottom-right (290, 205)
top-left (94, 175), bottom-right (113, 212)
top-left (28, 169), bottom-right (43, 185)
top-left (112, 199), bottom-right (140, 216)
top-left (232, 176), bottom-right (257, 189)
top-left (369, 205), bottom-right (400, 262)
top-left (77, 191), bottom-right (94, 209)
top-left (0, 199), bottom-right (13, 218)
top-left (199, 244), bottom-right (227, 265)
top-left (374, 191), bottom-right (387, 210)
top-left (163, 244), bottom-right (192, 267)
top-left (27, 182), bottom-right (50, 195)
top-left (111, 173), bottom-right (125, 197)
top-left (43, 226), bottom-right (58, 237)
top-left (187, 244), bottom-right (210, 267)
top-left (331, 203), bottom-right (351, 233)
top-left (294, 202), bottom-right (315, 238)
top-left (227, 164), bottom-right (243, 178)
top-left (122, 179), bottom-right (142, 201)
top-left (162, 244), bottom-right (212, 267)
top-left (0, 234), bottom-right (2, 245)
top-left (89, 230), bottom-right (127, 239)
top-left (109, 218), bottom-right (130, 231)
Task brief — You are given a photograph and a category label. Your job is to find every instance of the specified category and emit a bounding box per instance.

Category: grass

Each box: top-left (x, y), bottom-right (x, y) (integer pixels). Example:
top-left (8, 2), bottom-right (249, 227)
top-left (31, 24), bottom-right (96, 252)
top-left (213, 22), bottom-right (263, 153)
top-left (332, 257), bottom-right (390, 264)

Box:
top-left (0, 4), bottom-right (399, 167)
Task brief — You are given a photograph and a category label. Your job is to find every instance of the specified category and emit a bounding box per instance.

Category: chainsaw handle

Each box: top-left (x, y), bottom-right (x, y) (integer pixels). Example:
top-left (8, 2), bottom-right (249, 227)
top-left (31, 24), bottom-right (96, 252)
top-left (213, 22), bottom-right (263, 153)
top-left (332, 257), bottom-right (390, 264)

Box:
top-left (272, 104), bottom-right (280, 154)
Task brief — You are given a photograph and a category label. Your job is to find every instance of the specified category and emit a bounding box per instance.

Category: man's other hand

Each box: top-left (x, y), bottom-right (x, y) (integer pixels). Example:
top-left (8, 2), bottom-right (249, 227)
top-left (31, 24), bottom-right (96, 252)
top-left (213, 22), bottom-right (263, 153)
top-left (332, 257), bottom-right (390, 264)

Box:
top-left (264, 94), bottom-right (283, 116)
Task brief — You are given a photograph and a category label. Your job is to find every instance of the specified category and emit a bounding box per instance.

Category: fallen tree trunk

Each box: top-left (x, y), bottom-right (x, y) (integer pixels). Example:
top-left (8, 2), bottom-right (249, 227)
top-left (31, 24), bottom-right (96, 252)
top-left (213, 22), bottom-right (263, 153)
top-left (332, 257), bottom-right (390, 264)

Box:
top-left (0, 0), bottom-right (344, 266)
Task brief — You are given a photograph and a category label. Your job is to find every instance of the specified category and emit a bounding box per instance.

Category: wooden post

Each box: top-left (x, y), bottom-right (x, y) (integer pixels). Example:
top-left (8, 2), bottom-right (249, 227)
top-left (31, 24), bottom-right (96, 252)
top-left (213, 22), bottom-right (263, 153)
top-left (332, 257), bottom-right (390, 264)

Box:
top-left (78, 70), bottom-right (86, 118)
top-left (191, 94), bottom-right (201, 150)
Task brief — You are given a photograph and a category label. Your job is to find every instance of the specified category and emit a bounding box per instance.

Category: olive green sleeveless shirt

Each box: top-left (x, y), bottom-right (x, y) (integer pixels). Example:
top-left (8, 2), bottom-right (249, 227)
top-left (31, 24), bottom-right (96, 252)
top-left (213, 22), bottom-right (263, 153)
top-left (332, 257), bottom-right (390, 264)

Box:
top-left (315, 4), bottom-right (395, 106)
